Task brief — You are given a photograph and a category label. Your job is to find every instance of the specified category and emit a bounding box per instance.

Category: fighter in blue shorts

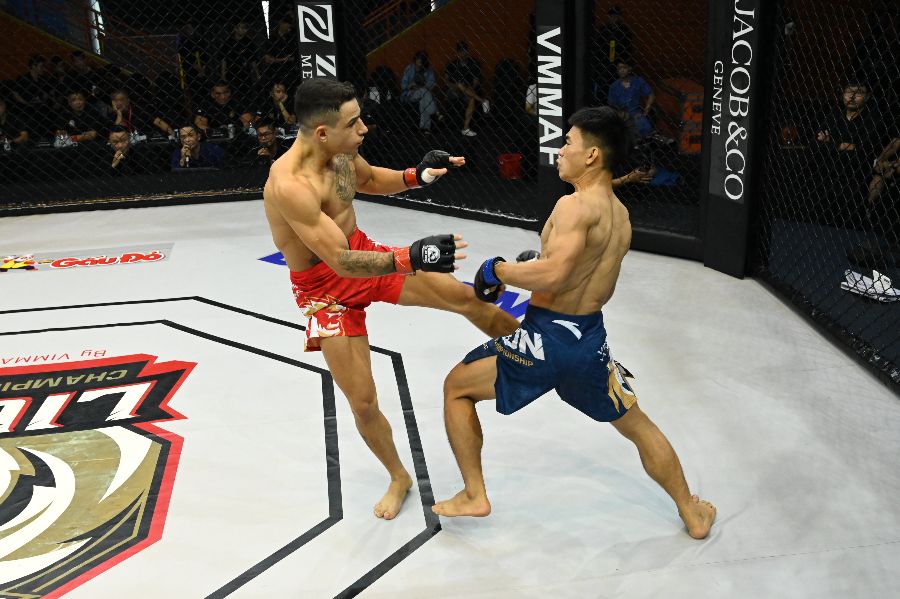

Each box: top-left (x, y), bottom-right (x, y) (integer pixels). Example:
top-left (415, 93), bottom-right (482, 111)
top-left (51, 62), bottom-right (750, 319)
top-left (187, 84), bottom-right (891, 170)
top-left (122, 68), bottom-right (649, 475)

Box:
top-left (432, 107), bottom-right (716, 539)
top-left (462, 305), bottom-right (637, 422)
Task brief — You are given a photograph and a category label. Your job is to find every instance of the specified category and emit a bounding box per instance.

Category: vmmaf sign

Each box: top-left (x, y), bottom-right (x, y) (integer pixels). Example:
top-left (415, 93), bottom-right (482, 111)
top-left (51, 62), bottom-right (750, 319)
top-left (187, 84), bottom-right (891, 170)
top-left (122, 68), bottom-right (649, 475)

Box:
top-left (295, 1), bottom-right (338, 79)
top-left (0, 354), bottom-right (194, 598)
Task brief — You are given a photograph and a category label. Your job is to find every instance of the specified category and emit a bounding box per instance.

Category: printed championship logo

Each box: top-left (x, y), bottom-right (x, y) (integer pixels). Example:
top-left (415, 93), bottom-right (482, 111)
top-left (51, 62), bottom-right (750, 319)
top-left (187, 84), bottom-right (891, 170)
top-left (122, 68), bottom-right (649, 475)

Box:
top-left (0, 354), bottom-right (195, 598)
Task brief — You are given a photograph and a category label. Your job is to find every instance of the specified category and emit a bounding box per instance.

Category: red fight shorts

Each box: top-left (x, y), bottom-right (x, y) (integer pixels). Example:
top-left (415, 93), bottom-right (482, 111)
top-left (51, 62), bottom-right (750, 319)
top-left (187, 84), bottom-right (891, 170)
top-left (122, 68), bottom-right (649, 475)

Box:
top-left (290, 228), bottom-right (406, 351)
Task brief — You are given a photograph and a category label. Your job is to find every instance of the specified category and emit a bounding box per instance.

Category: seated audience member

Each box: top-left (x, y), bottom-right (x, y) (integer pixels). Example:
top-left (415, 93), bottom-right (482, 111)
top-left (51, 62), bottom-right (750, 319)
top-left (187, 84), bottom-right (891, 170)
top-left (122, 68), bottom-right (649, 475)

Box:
top-left (262, 17), bottom-right (297, 90)
top-left (816, 81), bottom-right (886, 157)
top-left (607, 59), bottom-right (655, 139)
top-left (258, 82), bottom-right (296, 130)
top-left (815, 81), bottom-right (895, 214)
top-left (108, 89), bottom-right (173, 137)
top-left (55, 90), bottom-right (103, 143)
top-left (401, 50), bottom-right (439, 133)
top-left (107, 124), bottom-right (147, 175)
top-left (171, 124), bottom-right (225, 169)
top-left (12, 55), bottom-right (52, 134)
top-left (204, 81), bottom-right (250, 131)
top-left (244, 119), bottom-right (283, 166)
top-left (67, 50), bottom-right (101, 108)
top-left (445, 40), bottom-right (490, 137)
top-left (869, 136), bottom-right (900, 206)
top-left (193, 108), bottom-right (214, 140)
top-left (0, 97), bottom-right (30, 146)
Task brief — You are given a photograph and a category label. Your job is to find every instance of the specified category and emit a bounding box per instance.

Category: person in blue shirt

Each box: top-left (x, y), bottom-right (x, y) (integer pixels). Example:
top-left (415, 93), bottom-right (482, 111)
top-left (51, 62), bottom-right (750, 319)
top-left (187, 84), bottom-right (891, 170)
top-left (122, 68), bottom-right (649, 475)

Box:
top-left (607, 60), bottom-right (655, 138)
top-left (171, 124), bottom-right (225, 169)
top-left (400, 50), bottom-right (439, 133)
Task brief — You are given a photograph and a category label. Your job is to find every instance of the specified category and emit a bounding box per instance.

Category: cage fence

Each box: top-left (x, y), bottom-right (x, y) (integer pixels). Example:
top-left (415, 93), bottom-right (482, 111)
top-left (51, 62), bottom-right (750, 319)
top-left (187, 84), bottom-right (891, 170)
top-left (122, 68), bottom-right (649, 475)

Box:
top-left (754, 0), bottom-right (899, 384)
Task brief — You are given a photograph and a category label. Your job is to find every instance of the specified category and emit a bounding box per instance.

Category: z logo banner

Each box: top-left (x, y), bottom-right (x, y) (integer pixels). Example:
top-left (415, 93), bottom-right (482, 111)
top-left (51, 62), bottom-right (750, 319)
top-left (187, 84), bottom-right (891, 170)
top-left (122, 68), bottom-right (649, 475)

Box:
top-left (0, 354), bottom-right (195, 598)
top-left (296, 3), bottom-right (334, 42)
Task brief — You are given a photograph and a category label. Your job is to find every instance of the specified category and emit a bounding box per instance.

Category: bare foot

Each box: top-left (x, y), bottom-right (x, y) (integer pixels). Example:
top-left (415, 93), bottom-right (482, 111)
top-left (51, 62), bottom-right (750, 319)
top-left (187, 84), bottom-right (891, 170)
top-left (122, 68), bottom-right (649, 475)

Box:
top-left (374, 474), bottom-right (413, 520)
top-left (432, 489), bottom-right (491, 517)
top-left (679, 494), bottom-right (716, 539)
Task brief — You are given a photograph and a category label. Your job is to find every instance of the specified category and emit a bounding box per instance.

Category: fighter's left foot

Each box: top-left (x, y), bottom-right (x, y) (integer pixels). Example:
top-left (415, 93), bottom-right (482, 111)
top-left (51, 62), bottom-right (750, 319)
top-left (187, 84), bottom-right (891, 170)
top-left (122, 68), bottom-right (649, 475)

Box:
top-left (374, 474), bottom-right (413, 520)
top-left (680, 494), bottom-right (716, 539)
top-left (432, 489), bottom-right (491, 517)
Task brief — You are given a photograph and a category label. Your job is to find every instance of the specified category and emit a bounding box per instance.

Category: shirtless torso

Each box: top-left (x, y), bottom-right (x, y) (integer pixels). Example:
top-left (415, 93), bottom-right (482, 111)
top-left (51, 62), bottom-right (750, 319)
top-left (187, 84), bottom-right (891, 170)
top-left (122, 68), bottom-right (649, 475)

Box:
top-left (529, 188), bottom-right (632, 315)
top-left (264, 146), bottom-right (358, 272)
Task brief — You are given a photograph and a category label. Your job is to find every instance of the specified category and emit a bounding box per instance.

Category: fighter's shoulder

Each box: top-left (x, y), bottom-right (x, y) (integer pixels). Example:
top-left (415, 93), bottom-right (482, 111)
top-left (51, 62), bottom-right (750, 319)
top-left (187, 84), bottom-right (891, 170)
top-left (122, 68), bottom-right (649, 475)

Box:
top-left (266, 167), bottom-right (320, 206)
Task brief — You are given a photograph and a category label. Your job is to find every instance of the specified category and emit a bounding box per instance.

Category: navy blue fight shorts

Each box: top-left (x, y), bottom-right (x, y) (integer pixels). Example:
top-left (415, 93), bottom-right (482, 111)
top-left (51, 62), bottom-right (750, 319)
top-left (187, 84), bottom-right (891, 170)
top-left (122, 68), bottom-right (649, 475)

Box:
top-left (462, 304), bottom-right (637, 422)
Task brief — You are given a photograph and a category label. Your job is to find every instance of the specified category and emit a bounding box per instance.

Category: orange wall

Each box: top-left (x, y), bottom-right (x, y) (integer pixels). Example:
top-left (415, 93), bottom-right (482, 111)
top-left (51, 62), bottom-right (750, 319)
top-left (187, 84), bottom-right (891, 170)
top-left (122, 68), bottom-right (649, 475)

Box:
top-left (366, 0), bottom-right (533, 91)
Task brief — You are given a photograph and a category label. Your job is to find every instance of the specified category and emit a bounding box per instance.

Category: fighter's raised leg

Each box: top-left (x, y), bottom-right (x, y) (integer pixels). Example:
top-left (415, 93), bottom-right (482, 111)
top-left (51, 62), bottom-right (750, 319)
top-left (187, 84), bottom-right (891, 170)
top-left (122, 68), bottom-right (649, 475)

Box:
top-left (397, 271), bottom-right (519, 338)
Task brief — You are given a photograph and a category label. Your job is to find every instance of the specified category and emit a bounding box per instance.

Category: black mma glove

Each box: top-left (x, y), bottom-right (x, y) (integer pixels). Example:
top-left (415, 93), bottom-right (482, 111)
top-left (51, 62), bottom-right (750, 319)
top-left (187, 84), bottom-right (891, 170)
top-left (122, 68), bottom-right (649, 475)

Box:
top-left (516, 249), bottom-right (541, 262)
top-left (403, 150), bottom-right (453, 187)
top-left (474, 256), bottom-right (506, 302)
top-left (393, 234), bottom-right (456, 274)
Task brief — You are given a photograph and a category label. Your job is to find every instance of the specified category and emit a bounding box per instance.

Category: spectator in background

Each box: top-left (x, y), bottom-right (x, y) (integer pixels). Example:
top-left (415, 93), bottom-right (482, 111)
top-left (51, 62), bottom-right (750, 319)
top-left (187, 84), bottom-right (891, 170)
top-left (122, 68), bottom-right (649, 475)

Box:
top-left (401, 50), bottom-right (439, 134)
top-left (172, 123), bottom-right (225, 169)
top-left (193, 107), bottom-right (214, 140)
top-left (608, 60), bottom-right (655, 139)
top-left (12, 55), bottom-right (51, 134)
top-left (816, 82), bottom-right (885, 158)
top-left (868, 136), bottom-right (900, 207)
top-left (244, 119), bottom-right (283, 166)
top-left (593, 5), bottom-right (633, 101)
top-left (814, 81), bottom-right (895, 224)
top-left (48, 56), bottom-right (70, 109)
top-left (262, 17), bottom-right (297, 92)
top-left (68, 50), bottom-right (100, 103)
top-left (205, 81), bottom-right (250, 131)
top-left (0, 97), bottom-right (29, 147)
top-left (445, 40), bottom-right (490, 137)
top-left (107, 125), bottom-right (147, 175)
top-left (259, 82), bottom-right (296, 130)
top-left (55, 90), bottom-right (103, 143)
top-left (108, 89), bottom-right (173, 137)
top-left (219, 20), bottom-right (259, 100)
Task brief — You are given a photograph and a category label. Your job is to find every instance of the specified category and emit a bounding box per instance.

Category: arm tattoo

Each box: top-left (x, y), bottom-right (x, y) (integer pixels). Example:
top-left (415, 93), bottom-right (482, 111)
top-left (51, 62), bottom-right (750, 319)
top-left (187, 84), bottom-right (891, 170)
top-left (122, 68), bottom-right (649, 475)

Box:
top-left (337, 249), bottom-right (395, 275)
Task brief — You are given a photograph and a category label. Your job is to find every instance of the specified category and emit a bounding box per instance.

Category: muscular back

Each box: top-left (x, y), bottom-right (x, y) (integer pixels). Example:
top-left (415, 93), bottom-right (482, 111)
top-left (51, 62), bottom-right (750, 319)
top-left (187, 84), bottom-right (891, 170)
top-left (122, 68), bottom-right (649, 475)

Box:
top-left (263, 144), bottom-right (359, 272)
top-left (530, 188), bottom-right (632, 314)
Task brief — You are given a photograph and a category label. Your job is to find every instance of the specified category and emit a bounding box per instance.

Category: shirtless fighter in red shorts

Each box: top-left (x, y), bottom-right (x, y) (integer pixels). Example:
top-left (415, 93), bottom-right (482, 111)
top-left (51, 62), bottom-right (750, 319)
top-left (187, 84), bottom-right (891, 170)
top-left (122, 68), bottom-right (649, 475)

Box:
top-left (264, 78), bottom-right (519, 520)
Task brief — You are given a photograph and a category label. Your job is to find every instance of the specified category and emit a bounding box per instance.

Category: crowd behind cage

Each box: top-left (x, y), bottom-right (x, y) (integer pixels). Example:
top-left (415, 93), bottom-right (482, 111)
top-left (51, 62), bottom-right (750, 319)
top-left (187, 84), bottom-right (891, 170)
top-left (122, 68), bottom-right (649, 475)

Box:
top-left (0, 7), bottom-right (688, 189)
top-left (0, 4), bottom-right (895, 208)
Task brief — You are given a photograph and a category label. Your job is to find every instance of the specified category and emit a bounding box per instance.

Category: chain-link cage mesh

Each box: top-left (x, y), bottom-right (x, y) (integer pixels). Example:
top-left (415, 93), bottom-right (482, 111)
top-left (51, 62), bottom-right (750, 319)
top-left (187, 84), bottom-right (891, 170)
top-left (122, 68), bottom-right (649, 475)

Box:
top-left (755, 0), bottom-right (899, 384)
top-left (346, 0), bottom-right (539, 226)
top-left (0, 0), bottom-right (315, 211)
top-left (589, 0), bottom-right (708, 236)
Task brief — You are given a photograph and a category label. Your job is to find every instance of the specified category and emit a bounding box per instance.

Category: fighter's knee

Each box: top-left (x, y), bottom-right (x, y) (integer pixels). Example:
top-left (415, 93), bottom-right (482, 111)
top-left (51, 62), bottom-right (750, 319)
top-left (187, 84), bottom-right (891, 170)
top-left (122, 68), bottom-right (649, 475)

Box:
top-left (348, 393), bottom-right (380, 421)
top-left (443, 364), bottom-right (466, 400)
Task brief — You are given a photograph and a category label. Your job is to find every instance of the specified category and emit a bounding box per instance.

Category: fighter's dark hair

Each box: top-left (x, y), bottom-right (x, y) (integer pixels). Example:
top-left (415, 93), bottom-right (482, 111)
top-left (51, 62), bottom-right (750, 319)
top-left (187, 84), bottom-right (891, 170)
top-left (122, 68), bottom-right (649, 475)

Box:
top-left (567, 106), bottom-right (632, 170)
top-left (293, 77), bottom-right (357, 130)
